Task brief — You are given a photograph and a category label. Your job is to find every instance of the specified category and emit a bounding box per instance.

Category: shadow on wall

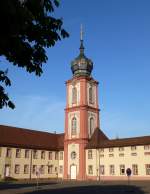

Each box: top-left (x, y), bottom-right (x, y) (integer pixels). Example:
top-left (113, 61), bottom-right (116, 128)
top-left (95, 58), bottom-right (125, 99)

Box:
top-left (26, 184), bottom-right (145, 194)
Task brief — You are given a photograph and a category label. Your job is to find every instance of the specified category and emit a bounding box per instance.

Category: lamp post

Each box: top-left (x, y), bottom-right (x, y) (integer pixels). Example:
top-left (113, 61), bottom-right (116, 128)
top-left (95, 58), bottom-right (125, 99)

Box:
top-left (99, 149), bottom-right (100, 181)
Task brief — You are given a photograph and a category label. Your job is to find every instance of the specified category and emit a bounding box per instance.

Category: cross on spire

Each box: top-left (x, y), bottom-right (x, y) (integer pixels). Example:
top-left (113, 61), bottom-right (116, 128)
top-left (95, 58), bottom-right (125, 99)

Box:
top-left (80, 24), bottom-right (84, 54)
top-left (80, 24), bottom-right (83, 41)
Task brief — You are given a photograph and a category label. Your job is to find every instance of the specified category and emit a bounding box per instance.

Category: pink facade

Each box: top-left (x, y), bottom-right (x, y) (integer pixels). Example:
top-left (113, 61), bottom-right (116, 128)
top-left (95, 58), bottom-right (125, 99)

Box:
top-left (64, 76), bottom-right (99, 180)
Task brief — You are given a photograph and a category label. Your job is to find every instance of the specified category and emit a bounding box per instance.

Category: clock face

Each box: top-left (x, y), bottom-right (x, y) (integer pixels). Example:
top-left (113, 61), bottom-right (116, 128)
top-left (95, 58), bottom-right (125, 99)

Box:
top-left (71, 151), bottom-right (76, 159)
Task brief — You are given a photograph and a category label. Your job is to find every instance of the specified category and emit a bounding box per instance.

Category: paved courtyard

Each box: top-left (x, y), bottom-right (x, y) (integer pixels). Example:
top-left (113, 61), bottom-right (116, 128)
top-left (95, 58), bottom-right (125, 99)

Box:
top-left (0, 180), bottom-right (150, 194)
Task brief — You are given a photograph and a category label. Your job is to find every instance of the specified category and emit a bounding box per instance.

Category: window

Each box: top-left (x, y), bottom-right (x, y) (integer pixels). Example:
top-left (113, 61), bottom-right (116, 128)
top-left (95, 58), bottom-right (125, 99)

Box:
top-left (55, 167), bottom-right (58, 173)
top-left (32, 165), bottom-right (37, 174)
top-left (6, 148), bottom-right (11, 158)
top-left (59, 166), bottom-right (63, 174)
top-left (119, 147), bottom-right (124, 151)
top-left (25, 149), bottom-right (29, 158)
top-left (100, 154), bottom-right (104, 158)
top-left (109, 148), bottom-right (114, 152)
top-left (131, 146), bottom-right (136, 151)
top-left (144, 152), bottom-right (150, 156)
top-left (49, 152), bottom-right (52, 160)
top-left (88, 150), bottom-right (92, 159)
top-left (89, 117), bottom-right (94, 136)
top-left (71, 117), bottom-right (77, 135)
top-left (88, 165), bottom-right (93, 175)
top-left (132, 164), bottom-right (138, 175)
top-left (99, 148), bottom-right (104, 152)
top-left (145, 164), bottom-right (150, 175)
top-left (40, 165), bottom-right (45, 174)
top-left (109, 154), bottom-right (114, 157)
top-left (119, 153), bottom-right (124, 157)
top-left (100, 165), bottom-right (105, 175)
top-left (144, 145), bottom-right (150, 150)
top-left (120, 165), bottom-right (125, 175)
top-left (55, 152), bottom-right (58, 160)
top-left (131, 153), bottom-right (137, 156)
top-left (48, 165), bottom-right (53, 174)
top-left (59, 152), bottom-right (63, 160)
top-left (16, 148), bottom-right (21, 158)
top-left (71, 151), bottom-right (76, 159)
top-left (24, 165), bottom-right (29, 174)
top-left (41, 151), bottom-right (45, 159)
top-left (15, 165), bottom-right (20, 174)
top-left (72, 87), bottom-right (77, 104)
top-left (89, 87), bottom-right (93, 104)
top-left (110, 165), bottom-right (115, 175)
top-left (33, 150), bottom-right (38, 159)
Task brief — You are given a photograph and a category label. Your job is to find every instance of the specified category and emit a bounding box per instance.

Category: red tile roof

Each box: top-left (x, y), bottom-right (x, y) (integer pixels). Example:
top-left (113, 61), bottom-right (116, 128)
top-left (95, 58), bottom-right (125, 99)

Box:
top-left (86, 128), bottom-right (109, 149)
top-left (1, 125), bottom-right (150, 150)
top-left (0, 125), bottom-right (64, 150)
top-left (86, 128), bottom-right (150, 149)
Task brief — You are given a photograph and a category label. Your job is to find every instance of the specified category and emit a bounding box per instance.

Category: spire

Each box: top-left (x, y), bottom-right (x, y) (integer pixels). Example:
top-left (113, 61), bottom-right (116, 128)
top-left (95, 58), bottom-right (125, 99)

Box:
top-left (71, 25), bottom-right (93, 77)
top-left (80, 24), bottom-right (84, 54)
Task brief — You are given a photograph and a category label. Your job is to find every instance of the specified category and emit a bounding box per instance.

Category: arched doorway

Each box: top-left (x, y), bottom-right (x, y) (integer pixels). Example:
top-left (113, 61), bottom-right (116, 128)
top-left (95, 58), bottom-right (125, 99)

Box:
top-left (70, 165), bottom-right (77, 180)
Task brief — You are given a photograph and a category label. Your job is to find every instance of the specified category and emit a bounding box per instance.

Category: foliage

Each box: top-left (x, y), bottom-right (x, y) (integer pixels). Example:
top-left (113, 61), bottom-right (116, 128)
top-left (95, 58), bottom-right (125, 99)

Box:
top-left (0, 0), bottom-right (69, 109)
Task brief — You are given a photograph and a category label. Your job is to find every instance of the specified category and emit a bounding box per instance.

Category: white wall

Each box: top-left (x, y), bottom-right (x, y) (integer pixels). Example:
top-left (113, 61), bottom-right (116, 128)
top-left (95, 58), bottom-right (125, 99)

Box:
top-left (86, 145), bottom-right (150, 179)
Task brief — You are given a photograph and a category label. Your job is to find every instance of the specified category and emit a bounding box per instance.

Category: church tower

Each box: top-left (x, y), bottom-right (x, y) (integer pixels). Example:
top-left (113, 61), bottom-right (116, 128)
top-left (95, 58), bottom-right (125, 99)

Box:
top-left (64, 27), bottom-right (100, 180)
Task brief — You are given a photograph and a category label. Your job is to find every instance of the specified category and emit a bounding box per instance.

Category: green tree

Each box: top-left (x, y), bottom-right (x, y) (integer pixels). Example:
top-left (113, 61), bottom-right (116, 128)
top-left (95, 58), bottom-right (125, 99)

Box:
top-left (0, 0), bottom-right (69, 109)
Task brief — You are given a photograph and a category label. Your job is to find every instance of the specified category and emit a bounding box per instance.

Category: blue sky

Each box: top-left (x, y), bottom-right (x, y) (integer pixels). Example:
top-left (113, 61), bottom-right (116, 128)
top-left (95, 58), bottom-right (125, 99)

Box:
top-left (0, 0), bottom-right (150, 139)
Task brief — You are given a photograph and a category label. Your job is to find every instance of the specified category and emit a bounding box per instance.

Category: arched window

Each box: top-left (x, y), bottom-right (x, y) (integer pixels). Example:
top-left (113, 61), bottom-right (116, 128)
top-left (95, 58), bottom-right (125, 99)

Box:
top-left (89, 117), bottom-right (94, 136)
top-left (72, 87), bottom-right (77, 104)
top-left (71, 117), bottom-right (77, 135)
top-left (89, 87), bottom-right (93, 104)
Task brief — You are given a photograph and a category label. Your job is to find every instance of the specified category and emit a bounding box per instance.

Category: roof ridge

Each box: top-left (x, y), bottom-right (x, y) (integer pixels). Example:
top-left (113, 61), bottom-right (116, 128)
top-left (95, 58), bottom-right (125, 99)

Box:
top-left (0, 124), bottom-right (62, 136)
top-left (110, 135), bottom-right (150, 141)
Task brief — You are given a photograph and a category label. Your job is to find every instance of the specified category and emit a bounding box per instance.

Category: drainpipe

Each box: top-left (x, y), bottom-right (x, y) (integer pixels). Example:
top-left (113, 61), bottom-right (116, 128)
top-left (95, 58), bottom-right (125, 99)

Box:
top-left (99, 149), bottom-right (100, 181)
top-left (30, 149), bottom-right (33, 180)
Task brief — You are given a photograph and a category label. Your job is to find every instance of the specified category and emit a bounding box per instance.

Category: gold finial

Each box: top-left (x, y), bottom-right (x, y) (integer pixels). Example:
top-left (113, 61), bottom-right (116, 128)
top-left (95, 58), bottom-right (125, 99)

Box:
top-left (80, 24), bottom-right (83, 41)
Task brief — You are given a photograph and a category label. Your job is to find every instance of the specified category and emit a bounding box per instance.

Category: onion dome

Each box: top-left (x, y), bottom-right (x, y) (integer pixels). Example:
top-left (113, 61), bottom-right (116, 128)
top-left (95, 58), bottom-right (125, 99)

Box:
top-left (71, 27), bottom-right (93, 77)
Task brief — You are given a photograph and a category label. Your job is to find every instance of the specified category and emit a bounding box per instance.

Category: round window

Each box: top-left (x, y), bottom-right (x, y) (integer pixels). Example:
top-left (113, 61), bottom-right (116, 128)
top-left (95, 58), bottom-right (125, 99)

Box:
top-left (71, 151), bottom-right (76, 159)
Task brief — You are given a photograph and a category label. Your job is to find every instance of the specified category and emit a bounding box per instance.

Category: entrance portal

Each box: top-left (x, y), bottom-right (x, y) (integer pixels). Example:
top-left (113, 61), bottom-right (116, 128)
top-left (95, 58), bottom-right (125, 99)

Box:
top-left (5, 165), bottom-right (10, 177)
top-left (70, 165), bottom-right (77, 180)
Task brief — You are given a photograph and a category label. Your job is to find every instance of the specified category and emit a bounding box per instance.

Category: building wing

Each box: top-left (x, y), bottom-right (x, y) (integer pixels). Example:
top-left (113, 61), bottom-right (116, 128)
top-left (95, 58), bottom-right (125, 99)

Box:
top-left (0, 125), bottom-right (64, 150)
